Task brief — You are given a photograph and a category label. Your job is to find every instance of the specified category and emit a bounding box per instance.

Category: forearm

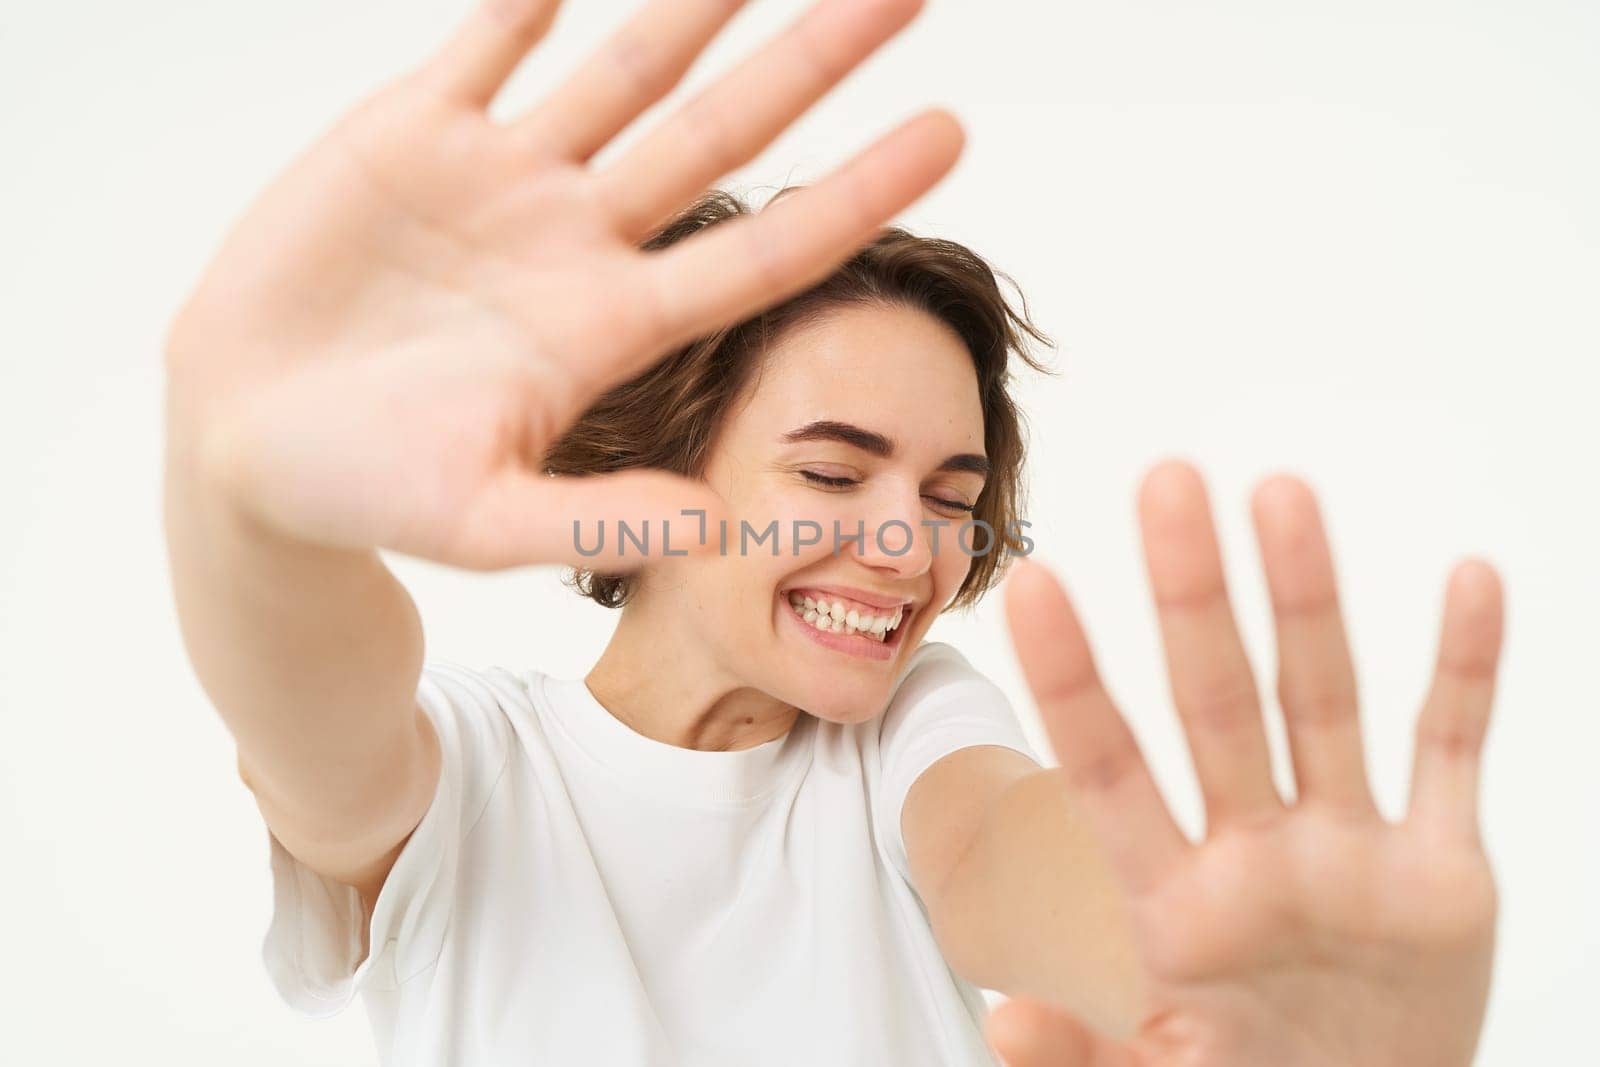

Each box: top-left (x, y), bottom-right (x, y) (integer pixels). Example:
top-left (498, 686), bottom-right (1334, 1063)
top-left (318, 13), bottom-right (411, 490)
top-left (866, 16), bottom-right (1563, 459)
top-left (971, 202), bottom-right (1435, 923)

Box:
top-left (163, 407), bottom-right (426, 829)
top-left (925, 768), bottom-right (1147, 1040)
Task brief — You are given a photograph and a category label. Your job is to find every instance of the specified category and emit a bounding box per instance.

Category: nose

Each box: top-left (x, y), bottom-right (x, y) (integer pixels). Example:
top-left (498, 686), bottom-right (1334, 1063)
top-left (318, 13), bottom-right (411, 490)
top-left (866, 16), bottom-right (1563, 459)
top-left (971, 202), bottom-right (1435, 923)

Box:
top-left (844, 484), bottom-right (935, 579)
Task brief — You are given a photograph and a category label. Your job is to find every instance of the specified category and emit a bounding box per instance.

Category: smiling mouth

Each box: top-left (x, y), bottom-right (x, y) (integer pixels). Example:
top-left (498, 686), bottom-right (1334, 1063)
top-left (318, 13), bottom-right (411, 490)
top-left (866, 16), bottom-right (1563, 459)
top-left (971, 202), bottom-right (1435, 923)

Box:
top-left (783, 591), bottom-right (909, 644)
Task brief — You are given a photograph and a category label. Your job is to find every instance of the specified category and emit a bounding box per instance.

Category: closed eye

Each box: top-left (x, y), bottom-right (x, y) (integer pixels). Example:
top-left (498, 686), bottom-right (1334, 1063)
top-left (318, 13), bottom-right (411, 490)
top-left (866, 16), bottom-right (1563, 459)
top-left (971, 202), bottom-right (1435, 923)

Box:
top-left (799, 470), bottom-right (976, 514)
top-left (800, 471), bottom-right (857, 489)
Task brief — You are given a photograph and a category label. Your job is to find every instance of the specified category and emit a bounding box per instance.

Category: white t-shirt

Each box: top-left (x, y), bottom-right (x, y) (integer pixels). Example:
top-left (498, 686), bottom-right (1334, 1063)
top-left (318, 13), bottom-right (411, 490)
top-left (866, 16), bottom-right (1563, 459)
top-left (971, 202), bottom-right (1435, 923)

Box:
top-left (259, 639), bottom-right (1041, 1066)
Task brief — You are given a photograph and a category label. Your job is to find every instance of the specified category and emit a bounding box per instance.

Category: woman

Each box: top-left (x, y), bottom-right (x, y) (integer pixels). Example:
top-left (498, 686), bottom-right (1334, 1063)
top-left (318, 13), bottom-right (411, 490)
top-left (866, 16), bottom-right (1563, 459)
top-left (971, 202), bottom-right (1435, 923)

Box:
top-left (161, 1), bottom-right (1507, 1064)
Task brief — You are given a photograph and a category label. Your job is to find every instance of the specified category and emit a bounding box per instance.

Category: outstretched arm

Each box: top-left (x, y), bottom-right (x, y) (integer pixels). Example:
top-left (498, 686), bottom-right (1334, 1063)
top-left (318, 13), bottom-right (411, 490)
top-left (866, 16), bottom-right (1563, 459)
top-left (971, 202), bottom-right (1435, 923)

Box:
top-left (909, 460), bottom-right (1505, 1067)
top-left (166, 0), bottom-right (962, 917)
top-left (907, 749), bottom-right (1146, 1038)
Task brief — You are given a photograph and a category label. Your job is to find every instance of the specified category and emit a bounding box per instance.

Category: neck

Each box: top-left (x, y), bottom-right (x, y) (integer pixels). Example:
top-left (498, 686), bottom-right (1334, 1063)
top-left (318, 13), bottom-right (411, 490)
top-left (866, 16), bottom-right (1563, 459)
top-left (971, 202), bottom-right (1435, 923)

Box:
top-left (585, 591), bottom-right (801, 752)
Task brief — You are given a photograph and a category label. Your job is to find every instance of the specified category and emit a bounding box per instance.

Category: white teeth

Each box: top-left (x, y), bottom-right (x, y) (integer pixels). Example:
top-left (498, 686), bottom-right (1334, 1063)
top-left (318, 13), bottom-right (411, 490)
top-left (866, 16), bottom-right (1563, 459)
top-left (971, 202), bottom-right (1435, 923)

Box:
top-left (784, 592), bottom-right (911, 644)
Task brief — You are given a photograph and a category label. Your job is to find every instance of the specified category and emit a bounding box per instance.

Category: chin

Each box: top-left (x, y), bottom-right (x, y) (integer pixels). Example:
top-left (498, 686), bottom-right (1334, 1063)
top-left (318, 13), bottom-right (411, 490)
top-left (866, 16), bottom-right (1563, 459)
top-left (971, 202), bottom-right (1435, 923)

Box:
top-left (767, 649), bottom-right (912, 727)
top-left (804, 694), bottom-right (891, 727)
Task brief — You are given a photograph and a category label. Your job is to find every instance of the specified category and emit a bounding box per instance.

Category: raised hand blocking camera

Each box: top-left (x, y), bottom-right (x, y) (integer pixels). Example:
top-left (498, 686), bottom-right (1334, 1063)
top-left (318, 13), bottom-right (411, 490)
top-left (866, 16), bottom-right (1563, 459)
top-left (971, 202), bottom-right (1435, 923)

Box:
top-left (161, 1), bottom-right (1507, 1064)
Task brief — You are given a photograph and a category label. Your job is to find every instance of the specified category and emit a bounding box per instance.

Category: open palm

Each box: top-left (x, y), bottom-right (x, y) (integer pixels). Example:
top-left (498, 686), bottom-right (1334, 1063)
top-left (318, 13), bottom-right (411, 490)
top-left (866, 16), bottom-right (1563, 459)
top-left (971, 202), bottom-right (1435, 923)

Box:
top-left (994, 460), bottom-right (1505, 1067)
top-left (165, 0), bottom-right (960, 569)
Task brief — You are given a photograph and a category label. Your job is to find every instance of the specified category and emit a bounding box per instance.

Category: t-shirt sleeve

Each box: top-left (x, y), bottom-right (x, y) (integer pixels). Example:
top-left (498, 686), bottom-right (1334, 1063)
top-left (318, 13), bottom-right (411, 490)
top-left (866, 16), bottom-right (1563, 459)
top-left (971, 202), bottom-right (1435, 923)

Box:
top-left (258, 660), bottom-right (516, 1017)
top-left (874, 641), bottom-right (1042, 887)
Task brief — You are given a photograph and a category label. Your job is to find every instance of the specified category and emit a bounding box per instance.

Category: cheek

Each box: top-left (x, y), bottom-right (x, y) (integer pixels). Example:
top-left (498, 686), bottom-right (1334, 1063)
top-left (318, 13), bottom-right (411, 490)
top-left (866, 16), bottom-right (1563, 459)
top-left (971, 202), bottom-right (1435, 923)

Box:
top-left (709, 558), bottom-right (794, 644)
top-left (749, 486), bottom-right (857, 570)
top-left (931, 543), bottom-right (976, 604)
top-left (673, 554), bottom-right (744, 624)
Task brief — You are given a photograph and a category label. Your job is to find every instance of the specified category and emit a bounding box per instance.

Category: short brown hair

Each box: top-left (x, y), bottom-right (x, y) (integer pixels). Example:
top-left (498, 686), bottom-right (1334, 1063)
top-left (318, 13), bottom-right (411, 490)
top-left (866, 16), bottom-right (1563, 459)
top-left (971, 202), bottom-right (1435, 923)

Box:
top-left (543, 188), bottom-right (1055, 612)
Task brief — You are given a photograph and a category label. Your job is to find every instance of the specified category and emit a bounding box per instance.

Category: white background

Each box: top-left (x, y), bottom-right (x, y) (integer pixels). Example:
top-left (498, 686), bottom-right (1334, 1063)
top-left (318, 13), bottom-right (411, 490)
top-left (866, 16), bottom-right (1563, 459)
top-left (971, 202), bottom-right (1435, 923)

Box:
top-left (1, 0), bottom-right (1595, 1062)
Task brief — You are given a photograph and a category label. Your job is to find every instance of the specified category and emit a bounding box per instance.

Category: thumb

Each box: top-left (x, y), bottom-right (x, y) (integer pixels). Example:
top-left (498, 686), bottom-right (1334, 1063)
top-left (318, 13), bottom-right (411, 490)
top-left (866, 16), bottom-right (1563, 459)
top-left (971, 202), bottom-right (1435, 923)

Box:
top-left (987, 997), bottom-right (1138, 1067)
top-left (448, 466), bottom-right (731, 571)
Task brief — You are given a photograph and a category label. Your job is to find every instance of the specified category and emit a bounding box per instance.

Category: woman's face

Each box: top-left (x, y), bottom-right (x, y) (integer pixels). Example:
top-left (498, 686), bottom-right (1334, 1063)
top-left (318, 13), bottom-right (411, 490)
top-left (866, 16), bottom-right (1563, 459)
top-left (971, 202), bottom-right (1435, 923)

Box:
top-left (655, 300), bottom-right (989, 725)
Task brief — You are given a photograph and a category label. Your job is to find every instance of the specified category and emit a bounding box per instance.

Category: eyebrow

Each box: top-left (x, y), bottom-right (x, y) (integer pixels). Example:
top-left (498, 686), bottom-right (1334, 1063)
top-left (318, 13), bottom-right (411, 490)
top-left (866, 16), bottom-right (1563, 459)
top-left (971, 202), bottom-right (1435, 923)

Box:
top-left (779, 420), bottom-right (990, 479)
